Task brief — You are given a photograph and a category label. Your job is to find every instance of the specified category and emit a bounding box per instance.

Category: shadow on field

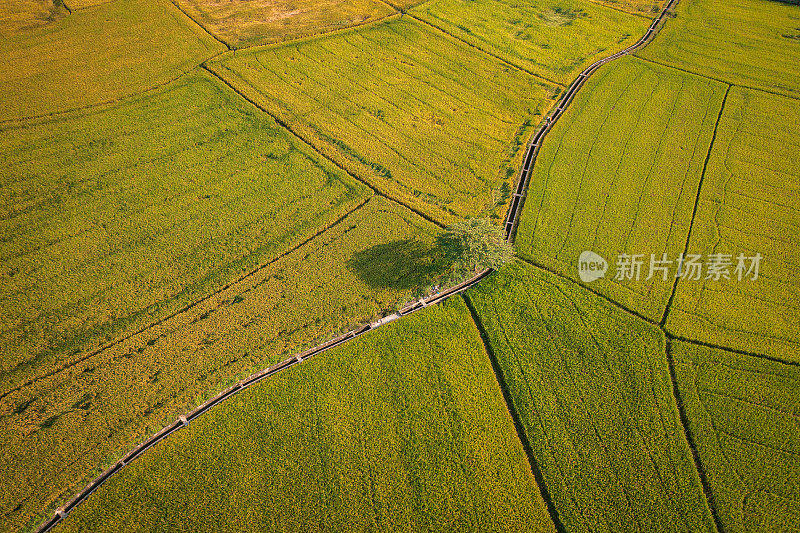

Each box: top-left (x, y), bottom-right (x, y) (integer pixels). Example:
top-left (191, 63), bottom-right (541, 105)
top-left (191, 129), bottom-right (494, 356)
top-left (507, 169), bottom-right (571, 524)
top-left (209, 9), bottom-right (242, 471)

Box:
top-left (347, 239), bottom-right (446, 290)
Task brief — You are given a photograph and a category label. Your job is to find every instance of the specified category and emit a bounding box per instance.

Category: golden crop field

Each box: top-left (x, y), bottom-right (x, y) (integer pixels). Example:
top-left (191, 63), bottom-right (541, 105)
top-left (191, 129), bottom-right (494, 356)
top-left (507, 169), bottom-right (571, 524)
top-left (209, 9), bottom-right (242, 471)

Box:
top-left (0, 70), bottom-right (370, 403)
top-left (56, 298), bottom-right (555, 532)
top-left (665, 87), bottom-right (800, 361)
top-left (588, 0), bottom-right (665, 15)
top-left (209, 17), bottom-right (557, 224)
top-left (638, 0), bottom-right (800, 97)
top-left (671, 341), bottom-right (800, 532)
top-left (0, 196), bottom-right (452, 531)
top-left (515, 56), bottom-right (727, 321)
top-left (409, 0), bottom-right (650, 84)
top-left (64, 0), bottom-right (113, 8)
top-left (465, 261), bottom-right (716, 532)
top-left (3, 0), bottom-right (799, 530)
top-left (0, 0), bottom-right (67, 36)
top-left (173, 0), bottom-right (395, 48)
top-left (0, 0), bottom-right (225, 121)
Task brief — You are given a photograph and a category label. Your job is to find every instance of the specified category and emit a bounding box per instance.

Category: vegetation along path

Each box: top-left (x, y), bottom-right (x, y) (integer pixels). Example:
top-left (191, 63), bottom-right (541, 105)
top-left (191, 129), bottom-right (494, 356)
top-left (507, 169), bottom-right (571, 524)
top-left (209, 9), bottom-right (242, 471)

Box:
top-left (35, 0), bottom-right (754, 531)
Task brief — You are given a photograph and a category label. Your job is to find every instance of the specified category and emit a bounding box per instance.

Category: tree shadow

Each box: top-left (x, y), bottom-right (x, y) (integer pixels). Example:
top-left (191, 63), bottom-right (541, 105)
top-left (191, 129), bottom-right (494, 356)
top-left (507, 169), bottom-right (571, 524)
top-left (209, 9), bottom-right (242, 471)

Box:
top-left (347, 239), bottom-right (446, 291)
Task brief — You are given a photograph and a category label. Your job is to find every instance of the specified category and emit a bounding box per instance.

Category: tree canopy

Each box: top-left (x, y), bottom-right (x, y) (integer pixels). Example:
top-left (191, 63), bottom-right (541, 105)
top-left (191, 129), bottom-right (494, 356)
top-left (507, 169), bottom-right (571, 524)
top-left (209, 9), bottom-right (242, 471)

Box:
top-left (437, 218), bottom-right (514, 278)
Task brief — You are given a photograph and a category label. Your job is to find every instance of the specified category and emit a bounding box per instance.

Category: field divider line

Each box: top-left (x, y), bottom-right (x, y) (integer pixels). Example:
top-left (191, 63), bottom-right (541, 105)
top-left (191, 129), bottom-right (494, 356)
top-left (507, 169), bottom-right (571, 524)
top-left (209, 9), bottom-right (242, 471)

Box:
top-left (633, 55), bottom-right (800, 103)
top-left (204, 13), bottom-right (403, 63)
top-left (515, 257), bottom-right (661, 327)
top-left (660, 84), bottom-right (730, 328)
top-left (462, 294), bottom-right (568, 533)
top-left (35, 267), bottom-right (492, 533)
top-left (664, 337), bottom-right (726, 532)
top-left (0, 63), bottom-right (228, 130)
top-left (406, 14), bottom-right (567, 89)
top-left (31, 0), bottom-right (686, 529)
top-left (666, 334), bottom-right (800, 368)
top-left (201, 64), bottom-right (447, 229)
top-left (167, 0), bottom-right (233, 50)
top-left (0, 196), bottom-right (372, 404)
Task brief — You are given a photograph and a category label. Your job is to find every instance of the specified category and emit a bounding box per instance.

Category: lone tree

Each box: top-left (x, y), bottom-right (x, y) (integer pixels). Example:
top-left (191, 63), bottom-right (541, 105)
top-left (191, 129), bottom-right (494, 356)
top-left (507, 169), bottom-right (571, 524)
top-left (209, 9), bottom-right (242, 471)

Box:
top-left (437, 218), bottom-right (514, 278)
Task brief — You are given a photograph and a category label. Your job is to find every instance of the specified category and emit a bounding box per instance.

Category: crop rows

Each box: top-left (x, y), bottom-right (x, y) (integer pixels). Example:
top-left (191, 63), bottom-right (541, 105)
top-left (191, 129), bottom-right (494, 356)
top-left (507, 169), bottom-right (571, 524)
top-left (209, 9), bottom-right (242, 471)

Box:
top-left (515, 56), bottom-right (726, 321)
top-left (0, 195), bottom-right (455, 531)
top-left (0, 0), bottom-right (225, 121)
top-left (638, 0), bottom-right (800, 97)
top-left (665, 87), bottom-right (800, 361)
top-left (465, 261), bottom-right (716, 532)
top-left (0, 70), bottom-right (371, 397)
top-left (410, 0), bottom-right (650, 84)
top-left (56, 298), bottom-right (555, 532)
top-left (208, 17), bottom-right (557, 224)
top-left (671, 341), bottom-right (800, 532)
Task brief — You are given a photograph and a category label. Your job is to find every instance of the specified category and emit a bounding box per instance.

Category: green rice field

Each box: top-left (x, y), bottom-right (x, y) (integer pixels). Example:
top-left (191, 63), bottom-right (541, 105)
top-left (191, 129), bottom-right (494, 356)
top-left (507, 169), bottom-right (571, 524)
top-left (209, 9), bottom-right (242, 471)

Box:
top-left (515, 56), bottom-right (726, 321)
top-left (3, 0), bottom-right (799, 530)
top-left (638, 0), bottom-right (800, 97)
top-left (671, 341), bottom-right (800, 532)
top-left (0, 70), bottom-right (370, 399)
top-left (665, 87), bottom-right (800, 361)
top-left (410, 0), bottom-right (650, 84)
top-left (208, 17), bottom-right (557, 224)
top-left (0, 0), bottom-right (225, 121)
top-left (465, 261), bottom-right (716, 532)
top-left (0, 196), bottom-right (450, 531)
top-left (55, 298), bottom-right (555, 532)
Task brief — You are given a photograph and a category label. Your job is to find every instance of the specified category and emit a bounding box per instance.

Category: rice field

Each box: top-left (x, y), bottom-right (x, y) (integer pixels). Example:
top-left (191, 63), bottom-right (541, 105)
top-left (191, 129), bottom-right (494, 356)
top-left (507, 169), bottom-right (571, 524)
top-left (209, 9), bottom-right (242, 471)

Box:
top-left (0, 196), bottom-right (454, 532)
top-left (465, 261), bottom-right (716, 532)
top-left (0, 0), bottom-right (225, 121)
top-left (0, 0), bottom-right (67, 36)
top-left (638, 0), bottom-right (800, 97)
top-left (208, 17), bottom-right (557, 224)
top-left (671, 341), bottom-right (800, 532)
top-left (588, 0), bottom-right (665, 15)
top-left (0, 69), bottom-right (370, 404)
top-left (409, 0), bottom-right (650, 84)
top-left (515, 56), bottom-right (726, 321)
top-left (54, 298), bottom-right (555, 532)
top-left (64, 0), bottom-right (113, 8)
top-left (172, 0), bottom-right (395, 48)
top-left (665, 87), bottom-right (800, 361)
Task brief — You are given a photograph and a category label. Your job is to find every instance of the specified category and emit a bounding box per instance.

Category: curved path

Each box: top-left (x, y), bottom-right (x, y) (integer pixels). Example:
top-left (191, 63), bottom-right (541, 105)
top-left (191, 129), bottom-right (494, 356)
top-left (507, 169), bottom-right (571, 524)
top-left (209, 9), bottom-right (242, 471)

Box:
top-left (35, 1), bottom-right (679, 531)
